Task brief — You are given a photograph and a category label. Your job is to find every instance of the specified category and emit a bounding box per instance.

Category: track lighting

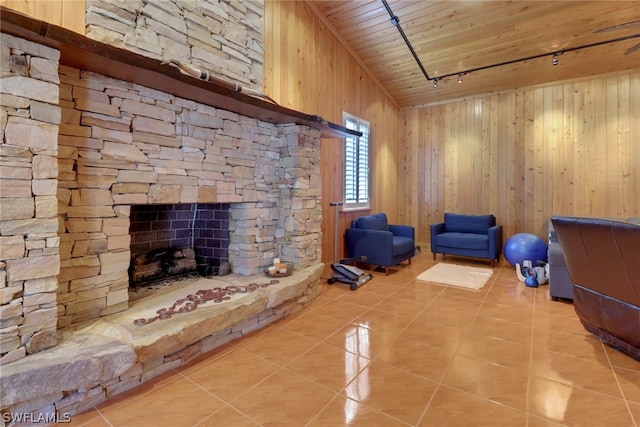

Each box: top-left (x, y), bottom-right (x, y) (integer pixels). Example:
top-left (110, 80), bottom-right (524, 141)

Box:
top-left (383, 0), bottom-right (639, 91)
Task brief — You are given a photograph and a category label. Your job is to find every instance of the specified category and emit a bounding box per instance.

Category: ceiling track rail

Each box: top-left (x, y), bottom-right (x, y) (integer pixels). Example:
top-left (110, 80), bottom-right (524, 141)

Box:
top-left (381, 0), bottom-right (431, 81)
top-left (433, 32), bottom-right (640, 81)
top-left (381, 0), bottom-right (640, 85)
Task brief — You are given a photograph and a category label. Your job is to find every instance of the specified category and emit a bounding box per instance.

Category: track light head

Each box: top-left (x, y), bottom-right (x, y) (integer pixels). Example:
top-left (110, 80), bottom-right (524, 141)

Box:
top-left (552, 52), bottom-right (562, 65)
top-left (433, 78), bottom-right (439, 88)
top-left (457, 73), bottom-right (464, 84)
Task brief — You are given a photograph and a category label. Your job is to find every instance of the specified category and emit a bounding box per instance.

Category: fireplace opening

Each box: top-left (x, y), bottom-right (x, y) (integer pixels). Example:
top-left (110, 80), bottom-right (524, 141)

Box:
top-left (128, 203), bottom-right (230, 295)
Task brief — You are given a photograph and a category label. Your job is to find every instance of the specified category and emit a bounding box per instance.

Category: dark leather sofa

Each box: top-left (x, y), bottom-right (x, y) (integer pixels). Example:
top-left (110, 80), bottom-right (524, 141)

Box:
top-left (551, 216), bottom-right (640, 359)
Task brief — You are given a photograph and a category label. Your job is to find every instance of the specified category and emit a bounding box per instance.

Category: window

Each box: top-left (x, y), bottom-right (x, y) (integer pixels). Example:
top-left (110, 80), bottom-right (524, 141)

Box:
top-left (343, 113), bottom-right (370, 210)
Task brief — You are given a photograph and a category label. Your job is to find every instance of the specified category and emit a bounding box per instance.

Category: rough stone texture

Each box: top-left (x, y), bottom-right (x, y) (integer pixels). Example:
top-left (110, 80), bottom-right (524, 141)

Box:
top-left (0, 333), bottom-right (137, 408)
top-left (0, 33), bottom-right (61, 364)
top-left (0, 266), bottom-right (322, 418)
top-left (56, 66), bottom-right (322, 327)
top-left (85, 0), bottom-right (264, 91)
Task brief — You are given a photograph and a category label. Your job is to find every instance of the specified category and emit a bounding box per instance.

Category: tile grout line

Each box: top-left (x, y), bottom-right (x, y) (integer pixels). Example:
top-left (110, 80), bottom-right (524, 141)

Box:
top-left (414, 261), bottom-right (506, 425)
top-left (525, 268), bottom-right (538, 427)
top-left (602, 341), bottom-right (639, 427)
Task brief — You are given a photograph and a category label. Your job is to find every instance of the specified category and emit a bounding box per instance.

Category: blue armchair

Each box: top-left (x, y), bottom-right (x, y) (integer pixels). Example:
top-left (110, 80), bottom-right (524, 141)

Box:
top-left (430, 213), bottom-right (502, 266)
top-left (345, 213), bottom-right (416, 274)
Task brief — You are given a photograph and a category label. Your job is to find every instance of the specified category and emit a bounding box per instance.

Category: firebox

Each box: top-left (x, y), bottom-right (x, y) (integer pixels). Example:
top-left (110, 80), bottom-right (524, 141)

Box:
top-left (129, 203), bottom-right (230, 286)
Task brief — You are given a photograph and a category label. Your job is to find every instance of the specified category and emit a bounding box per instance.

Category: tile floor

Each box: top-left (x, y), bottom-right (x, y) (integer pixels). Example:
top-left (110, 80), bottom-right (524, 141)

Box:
top-left (68, 254), bottom-right (640, 426)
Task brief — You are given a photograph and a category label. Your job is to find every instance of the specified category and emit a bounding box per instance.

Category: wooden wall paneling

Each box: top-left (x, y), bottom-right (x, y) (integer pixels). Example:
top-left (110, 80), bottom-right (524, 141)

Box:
top-left (0, 0), bottom-right (84, 33)
top-left (512, 92), bottom-right (523, 234)
top-left (609, 75), bottom-right (625, 217)
top-left (497, 94), bottom-right (512, 236)
top-left (422, 108), bottom-right (431, 232)
top-left (264, 1), bottom-right (402, 263)
top-left (513, 93), bottom-right (526, 235)
top-left (486, 97), bottom-right (500, 224)
top-left (631, 74), bottom-right (640, 218)
top-left (445, 103), bottom-right (457, 212)
top-left (522, 91), bottom-right (535, 238)
top-left (400, 70), bottom-right (639, 247)
top-left (435, 107), bottom-right (446, 222)
top-left (542, 87), bottom-right (556, 234)
top-left (465, 101), bottom-right (475, 212)
top-left (620, 74), bottom-right (635, 216)
top-left (423, 108), bottom-right (435, 226)
top-left (430, 106), bottom-right (441, 217)
top-left (1, 0), bottom-right (35, 19)
top-left (476, 99), bottom-right (487, 214)
top-left (571, 82), bottom-right (585, 217)
top-left (412, 110), bottom-right (424, 240)
top-left (60, 0), bottom-right (83, 34)
top-left (263, 0), bottom-right (281, 109)
top-left (35, 0), bottom-right (62, 29)
top-left (532, 89), bottom-right (545, 236)
top-left (583, 79), bottom-right (597, 215)
top-left (594, 78), bottom-right (609, 217)
top-left (403, 108), bottom-right (421, 237)
top-left (374, 102), bottom-right (401, 220)
top-left (617, 75), bottom-right (631, 217)
top-left (559, 83), bottom-right (575, 217)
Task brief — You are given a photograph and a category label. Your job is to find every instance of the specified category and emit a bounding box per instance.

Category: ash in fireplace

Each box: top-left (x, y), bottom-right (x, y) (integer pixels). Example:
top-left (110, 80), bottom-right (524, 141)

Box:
top-left (128, 247), bottom-right (231, 301)
top-left (130, 247), bottom-right (198, 285)
top-left (128, 272), bottom-right (202, 302)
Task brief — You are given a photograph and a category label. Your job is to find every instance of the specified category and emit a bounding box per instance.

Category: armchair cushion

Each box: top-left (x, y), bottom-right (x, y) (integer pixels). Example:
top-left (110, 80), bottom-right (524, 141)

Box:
top-left (392, 235), bottom-right (415, 256)
top-left (444, 213), bottom-right (495, 234)
top-left (436, 232), bottom-right (489, 250)
top-left (353, 213), bottom-right (390, 231)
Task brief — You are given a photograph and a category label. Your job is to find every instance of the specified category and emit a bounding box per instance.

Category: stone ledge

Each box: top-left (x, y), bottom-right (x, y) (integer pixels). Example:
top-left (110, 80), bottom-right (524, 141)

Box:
top-left (0, 264), bottom-right (323, 412)
top-left (0, 7), bottom-right (358, 139)
top-left (83, 264), bottom-right (323, 362)
top-left (0, 333), bottom-right (136, 409)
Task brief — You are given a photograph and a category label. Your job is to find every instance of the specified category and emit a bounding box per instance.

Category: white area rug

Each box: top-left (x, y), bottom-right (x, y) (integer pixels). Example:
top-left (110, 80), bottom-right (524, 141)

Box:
top-left (416, 263), bottom-right (493, 290)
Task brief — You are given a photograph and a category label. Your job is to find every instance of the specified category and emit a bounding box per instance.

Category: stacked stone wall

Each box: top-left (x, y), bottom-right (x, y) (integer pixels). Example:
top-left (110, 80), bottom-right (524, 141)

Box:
top-left (0, 34), bottom-right (62, 364)
top-left (55, 66), bottom-right (322, 328)
top-left (85, 0), bottom-right (264, 92)
top-left (0, 0), bottom-right (321, 367)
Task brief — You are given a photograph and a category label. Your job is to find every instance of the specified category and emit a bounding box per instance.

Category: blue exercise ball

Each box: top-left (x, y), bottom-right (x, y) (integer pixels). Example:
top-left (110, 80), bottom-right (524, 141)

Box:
top-left (504, 233), bottom-right (548, 267)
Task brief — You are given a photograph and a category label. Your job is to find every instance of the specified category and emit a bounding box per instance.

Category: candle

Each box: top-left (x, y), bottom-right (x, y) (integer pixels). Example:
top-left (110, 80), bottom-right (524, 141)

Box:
top-left (268, 266), bottom-right (276, 275)
top-left (273, 257), bottom-right (280, 266)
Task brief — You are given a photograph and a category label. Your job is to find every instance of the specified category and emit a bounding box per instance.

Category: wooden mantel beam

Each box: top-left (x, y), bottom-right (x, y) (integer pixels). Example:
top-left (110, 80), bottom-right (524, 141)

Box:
top-left (0, 6), bottom-right (357, 139)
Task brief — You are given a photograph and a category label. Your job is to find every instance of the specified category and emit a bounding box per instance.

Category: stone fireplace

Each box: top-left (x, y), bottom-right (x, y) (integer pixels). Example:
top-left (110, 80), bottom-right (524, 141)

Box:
top-left (50, 61), bottom-right (323, 331)
top-left (0, 1), bottom-right (353, 418)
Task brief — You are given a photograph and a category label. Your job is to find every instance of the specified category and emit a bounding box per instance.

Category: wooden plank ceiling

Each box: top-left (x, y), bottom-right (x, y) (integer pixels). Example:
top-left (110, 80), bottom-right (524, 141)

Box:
top-left (309, 1), bottom-right (640, 107)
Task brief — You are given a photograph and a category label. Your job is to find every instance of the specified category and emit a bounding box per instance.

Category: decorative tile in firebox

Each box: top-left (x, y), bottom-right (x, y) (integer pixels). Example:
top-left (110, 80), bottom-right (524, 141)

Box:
top-left (130, 203), bottom-right (230, 268)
